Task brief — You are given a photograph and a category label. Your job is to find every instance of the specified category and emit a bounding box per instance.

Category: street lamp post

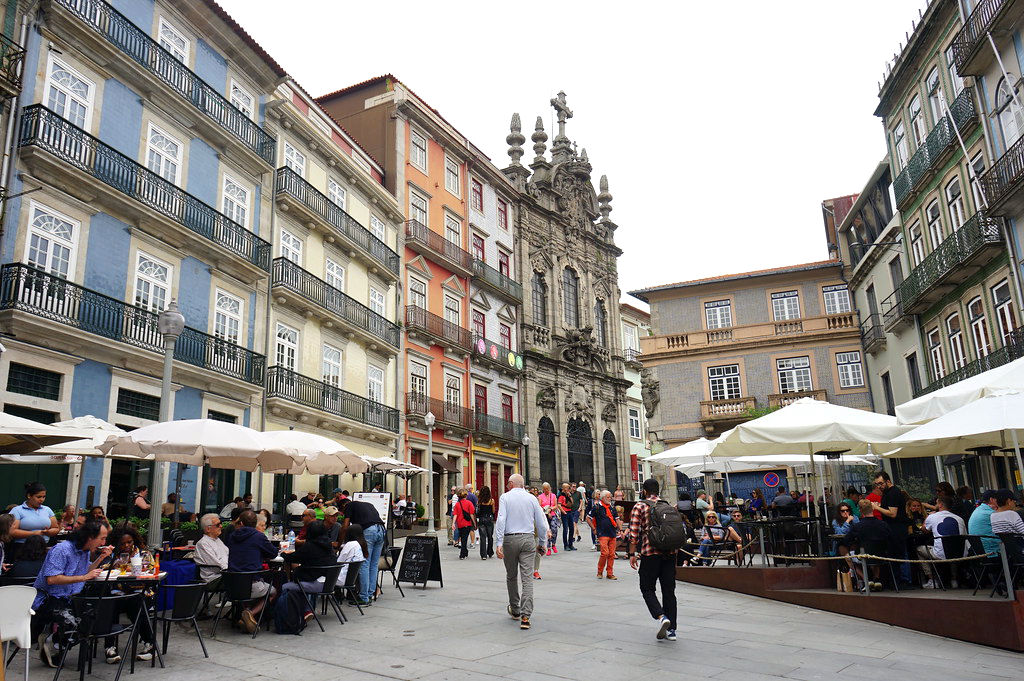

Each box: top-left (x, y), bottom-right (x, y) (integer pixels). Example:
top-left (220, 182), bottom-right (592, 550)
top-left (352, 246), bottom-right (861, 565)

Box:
top-left (148, 301), bottom-right (185, 549)
top-left (521, 434), bottom-right (531, 486)
top-left (424, 411), bottom-right (436, 536)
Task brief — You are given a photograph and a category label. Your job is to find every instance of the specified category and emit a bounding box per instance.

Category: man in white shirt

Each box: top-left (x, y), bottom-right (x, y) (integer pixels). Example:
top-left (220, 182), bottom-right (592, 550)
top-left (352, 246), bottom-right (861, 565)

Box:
top-left (195, 513), bottom-right (229, 614)
top-left (495, 473), bottom-right (549, 631)
top-left (284, 494), bottom-right (307, 528)
top-left (916, 496), bottom-right (966, 589)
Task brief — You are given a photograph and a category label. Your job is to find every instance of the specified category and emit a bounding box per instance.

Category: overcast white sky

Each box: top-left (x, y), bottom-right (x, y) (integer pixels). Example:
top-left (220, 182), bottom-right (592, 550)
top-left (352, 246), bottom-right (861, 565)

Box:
top-left (219, 0), bottom-right (927, 306)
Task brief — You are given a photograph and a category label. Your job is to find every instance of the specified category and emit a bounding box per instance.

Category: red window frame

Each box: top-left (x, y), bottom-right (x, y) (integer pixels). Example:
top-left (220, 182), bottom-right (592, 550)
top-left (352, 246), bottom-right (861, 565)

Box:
top-left (499, 323), bottom-right (512, 349)
top-left (501, 394), bottom-right (513, 422)
top-left (497, 200), bottom-right (508, 230)
top-left (471, 180), bottom-right (483, 211)
top-left (472, 310), bottom-right (486, 337)
top-left (498, 251), bottom-right (510, 277)
top-left (472, 234), bottom-right (485, 261)
top-left (475, 384), bottom-right (488, 414)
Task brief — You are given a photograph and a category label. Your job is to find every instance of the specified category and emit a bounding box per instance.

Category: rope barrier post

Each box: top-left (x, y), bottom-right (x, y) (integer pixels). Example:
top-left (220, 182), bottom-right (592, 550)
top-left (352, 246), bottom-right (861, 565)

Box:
top-left (860, 548), bottom-right (870, 597)
top-left (758, 525), bottom-right (766, 568)
top-left (998, 539), bottom-right (1015, 602)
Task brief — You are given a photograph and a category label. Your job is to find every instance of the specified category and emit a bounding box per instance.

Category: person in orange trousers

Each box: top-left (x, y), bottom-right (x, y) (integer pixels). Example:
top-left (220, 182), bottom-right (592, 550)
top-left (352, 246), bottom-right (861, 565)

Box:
top-left (587, 490), bottom-right (619, 579)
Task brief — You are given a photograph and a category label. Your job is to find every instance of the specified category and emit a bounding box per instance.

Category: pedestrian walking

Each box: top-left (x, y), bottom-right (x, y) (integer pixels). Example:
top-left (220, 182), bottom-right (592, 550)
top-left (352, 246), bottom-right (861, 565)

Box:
top-left (589, 489), bottom-right (601, 551)
top-left (588, 490), bottom-right (619, 579)
top-left (537, 483), bottom-right (559, 559)
top-left (529, 486), bottom-right (545, 579)
top-left (496, 474), bottom-right (549, 630)
top-left (558, 483), bottom-right (575, 550)
top-left (453, 488), bottom-right (476, 560)
top-left (466, 485), bottom-right (479, 548)
top-left (629, 478), bottom-right (686, 642)
top-left (575, 482), bottom-right (587, 543)
top-left (476, 486), bottom-right (495, 560)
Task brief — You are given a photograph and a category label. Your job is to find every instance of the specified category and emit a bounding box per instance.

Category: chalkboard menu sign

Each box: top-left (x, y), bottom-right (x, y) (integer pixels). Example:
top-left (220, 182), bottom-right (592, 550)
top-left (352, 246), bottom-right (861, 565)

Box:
top-left (398, 535), bottom-right (442, 588)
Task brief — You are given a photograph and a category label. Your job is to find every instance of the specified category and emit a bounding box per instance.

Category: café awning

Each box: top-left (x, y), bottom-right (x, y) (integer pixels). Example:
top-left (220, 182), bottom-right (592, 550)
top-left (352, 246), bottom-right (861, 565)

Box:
top-left (432, 454), bottom-right (459, 473)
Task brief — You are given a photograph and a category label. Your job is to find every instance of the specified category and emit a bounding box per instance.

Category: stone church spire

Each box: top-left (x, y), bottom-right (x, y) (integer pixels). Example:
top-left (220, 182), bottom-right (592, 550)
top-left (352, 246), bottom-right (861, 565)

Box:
top-left (549, 91), bottom-right (573, 163)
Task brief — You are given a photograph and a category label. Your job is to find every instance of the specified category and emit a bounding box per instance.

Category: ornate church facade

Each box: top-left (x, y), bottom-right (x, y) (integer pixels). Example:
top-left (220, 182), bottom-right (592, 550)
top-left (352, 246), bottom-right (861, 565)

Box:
top-left (502, 94), bottom-right (633, 489)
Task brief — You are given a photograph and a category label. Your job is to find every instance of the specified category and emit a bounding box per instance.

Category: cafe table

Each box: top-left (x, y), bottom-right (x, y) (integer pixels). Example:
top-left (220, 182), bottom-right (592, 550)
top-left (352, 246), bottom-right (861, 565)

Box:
top-left (84, 570), bottom-right (167, 668)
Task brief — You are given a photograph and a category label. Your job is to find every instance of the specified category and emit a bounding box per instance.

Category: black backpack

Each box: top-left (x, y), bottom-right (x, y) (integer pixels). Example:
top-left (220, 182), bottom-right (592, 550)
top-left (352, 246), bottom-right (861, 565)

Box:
top-left (273, 588), bottom-right (308, 635)
top-left (643, 499), bottom-right (687, 552)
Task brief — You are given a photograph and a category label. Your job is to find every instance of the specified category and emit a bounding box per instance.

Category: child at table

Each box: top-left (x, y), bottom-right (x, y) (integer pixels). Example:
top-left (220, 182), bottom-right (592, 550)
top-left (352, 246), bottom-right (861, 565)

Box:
top-left (336, 523), bottom-right (367, 585)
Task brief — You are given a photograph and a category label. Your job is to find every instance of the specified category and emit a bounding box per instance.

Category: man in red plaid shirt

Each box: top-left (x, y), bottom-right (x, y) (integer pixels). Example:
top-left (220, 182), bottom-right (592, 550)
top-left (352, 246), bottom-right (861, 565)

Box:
top-left (628, 478), bottom-right (677, 641)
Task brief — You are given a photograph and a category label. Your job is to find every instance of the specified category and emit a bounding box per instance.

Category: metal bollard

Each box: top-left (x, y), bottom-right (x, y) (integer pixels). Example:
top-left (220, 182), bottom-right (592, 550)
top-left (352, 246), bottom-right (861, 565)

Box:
top-left (758, 526), bottom-right (766, 568)
top-left (861, 548), bottom-right (870, 597)
top-left (998, 540), bottom-right (1015, 602)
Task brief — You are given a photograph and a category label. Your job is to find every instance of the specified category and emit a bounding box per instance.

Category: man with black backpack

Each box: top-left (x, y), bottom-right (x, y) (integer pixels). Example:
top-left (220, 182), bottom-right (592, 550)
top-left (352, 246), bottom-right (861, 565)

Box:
top-left (628, 478), bottom-right (684, 642)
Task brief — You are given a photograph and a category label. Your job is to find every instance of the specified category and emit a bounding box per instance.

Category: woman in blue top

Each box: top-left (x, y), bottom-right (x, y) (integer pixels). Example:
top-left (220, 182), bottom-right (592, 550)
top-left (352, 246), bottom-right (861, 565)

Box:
top-left (830, 503), bottom-right (857, 554)
top-left (10, 482), bottom-right (59, 555)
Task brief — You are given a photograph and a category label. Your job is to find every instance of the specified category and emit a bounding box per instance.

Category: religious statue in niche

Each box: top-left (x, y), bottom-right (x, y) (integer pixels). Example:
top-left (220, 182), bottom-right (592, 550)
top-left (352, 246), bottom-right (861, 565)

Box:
top-left (641, 368), bottom-right (660, 420)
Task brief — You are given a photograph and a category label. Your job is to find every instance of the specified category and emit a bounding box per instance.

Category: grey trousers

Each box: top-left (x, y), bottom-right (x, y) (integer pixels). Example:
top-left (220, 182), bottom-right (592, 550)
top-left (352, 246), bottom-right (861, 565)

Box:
top-left (503, 534), bottom-right (537, 617)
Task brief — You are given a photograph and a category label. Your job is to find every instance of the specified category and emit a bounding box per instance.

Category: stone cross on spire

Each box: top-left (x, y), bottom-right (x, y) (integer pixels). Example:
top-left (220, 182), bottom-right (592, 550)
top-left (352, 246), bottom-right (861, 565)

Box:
top-left (550, 91), bottom-right (573, 141)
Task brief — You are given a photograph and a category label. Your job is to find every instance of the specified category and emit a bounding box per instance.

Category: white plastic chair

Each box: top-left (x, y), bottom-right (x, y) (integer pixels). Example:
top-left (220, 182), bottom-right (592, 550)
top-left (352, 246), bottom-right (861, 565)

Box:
top-left (0, 585), bottom-right (36, 681)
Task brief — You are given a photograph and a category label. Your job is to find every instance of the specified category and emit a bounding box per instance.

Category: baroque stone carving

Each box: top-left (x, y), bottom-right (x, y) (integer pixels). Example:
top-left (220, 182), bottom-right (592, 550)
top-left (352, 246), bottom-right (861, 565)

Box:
top-left (641, 368), bottom-right (660, 419)
top-left (536, 387), bottom-right (556, 410)
top-left (601, 402), bottom-right (617, 423)
top-left (564, 384), bottom-right (594, 420)
top-left (560, 326), bottom-right (598, 367)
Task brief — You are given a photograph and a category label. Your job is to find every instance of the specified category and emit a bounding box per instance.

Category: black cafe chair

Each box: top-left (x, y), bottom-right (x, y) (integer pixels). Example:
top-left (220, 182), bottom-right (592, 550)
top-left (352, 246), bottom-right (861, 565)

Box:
top-left (53, 593), bottom-right (143, 681)
top-left (212, 569), bottom-right (274, 638)
top-left (993, 532), bottom-right (1024, 596)
top-left (153, 582), bottom-right (208, 658)
top-left (335, 561), bottom-right (365, 617)
top-left (291, 565), bottom-right (345, 630)
top-left (860, 538), bottom-right (900, 592)
top-left (377, 546), bottom-right (405, 597)
top-left (966, 535), bottom-right (1004, 596)
top-left (934, 535), bottom-right (970, 590)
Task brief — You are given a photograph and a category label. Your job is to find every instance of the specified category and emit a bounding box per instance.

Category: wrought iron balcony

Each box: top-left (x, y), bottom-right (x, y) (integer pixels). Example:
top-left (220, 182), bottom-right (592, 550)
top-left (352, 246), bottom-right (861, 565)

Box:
top-left (0, 32), bottom-right (25, 98)
top-left (980, 128), bottom-right (1024, 216)
top-left (405, 220), bottom-right (473, 276)
top-left (265, 366), bottom-right (399, 433)
top-left (405, 393), bottom-right (473, 432)
top-left (0, 263), bottom-right (265, 385)
top-left (473, 412), bottom-right (525, 445)
top-left (917, 325), bottom-right (1024, 396)
top-left (275, 168), bottom-right (399, 277)
top-left (405, 305), bottom-right (472, 353)
top-left (898, 212), bottom-right (1003, 314)
top-left (951, 0), bottom-right (1017, 76)
top-left (860, 313), bottom-right (886, 354)
top-left (881, 288), bottom-right (912, 332)
top-left (892, 88), bottom-right (977, 208)
top-left (272, 258), bottom-right (398, 349)
top-left (471, 258), bottom-right (522, 302)
top-left (20, 106), bottom-right (271, 272)
top-left (471, 333), bottom-right (523, 374)
top-left (768, 390), bottom-right (827, 409)
top-left (54, 0), bottom-right (275, 164)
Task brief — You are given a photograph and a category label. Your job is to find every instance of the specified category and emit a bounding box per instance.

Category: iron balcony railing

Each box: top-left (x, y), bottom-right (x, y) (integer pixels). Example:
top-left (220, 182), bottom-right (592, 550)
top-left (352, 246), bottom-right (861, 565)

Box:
top-left (918, 325), bottom-right (1024, 396)
top-left (405, 219), bottom-right (473, 273)
top-left (859, 313), bottom-right (885, 349)
top-left (0, 263), bottom-right (265, 385)
top-left (981, 128), bottom-right (1024, 214)
top-left (272, 258), bottom-right (398, 348)
top-left (474, 412), bottom-right (525, 443)
top-left (55, 0), bottom-right (275, 164)
top-left (881, 288), bottom-right (910, 329)
top-left (898, 212), bottom-right (1002, 311)
top-left (405, 393), bottom-right (473, 431)
top-left (20, 106), bottom-right (271, 271)
top-left (405, 305), bottom-right (472, 352)
top-left (266, 366), bottom-right (399, 433)
top-left (892, 88), bottom-right (976, 207)
top-left (275, 167), bottom-right (399, 276)
top-left (951, 0), bottom-right (1009, 74)
top-left (471, 258), bottom-right (522, 301)
top-left (471, 332), bottom-right (522, 372)
top-left (0, 32), bottom-right (26, 94)
top-left (624, 348), bottom-right (642, 363)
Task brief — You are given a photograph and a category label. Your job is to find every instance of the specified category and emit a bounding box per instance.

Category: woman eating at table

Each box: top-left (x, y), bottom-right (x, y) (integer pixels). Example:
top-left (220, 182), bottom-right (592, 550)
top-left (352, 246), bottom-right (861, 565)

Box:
top-left (111, 526), bottom-right (145, 560)
top-left (11, 482), bottom-right (60, 557)
top-left (336, 523), bottom-right (367, 585)
top-left (281, 520), bottom-right (336, 620)
top-left (58, 505), bottom-right (77, 532)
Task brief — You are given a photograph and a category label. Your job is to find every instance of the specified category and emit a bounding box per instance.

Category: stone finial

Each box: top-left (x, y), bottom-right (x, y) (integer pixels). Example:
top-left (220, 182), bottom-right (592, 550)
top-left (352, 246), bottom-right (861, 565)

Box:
top-left (598, 175), bottom-right (613, 221)
top-left (580, 148), bottom-right (589, 162)
top-left (506, 113), bottom-right (525, 166)
top-left (531, 116), bottom-right (548, 162)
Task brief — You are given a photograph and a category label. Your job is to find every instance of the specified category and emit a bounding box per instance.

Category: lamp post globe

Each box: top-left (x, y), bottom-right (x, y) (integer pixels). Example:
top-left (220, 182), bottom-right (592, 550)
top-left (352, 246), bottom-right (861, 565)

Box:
top-left (521, 435), bottom-right (530, 487)
top-left (424, 411), bottom-right (436, 535)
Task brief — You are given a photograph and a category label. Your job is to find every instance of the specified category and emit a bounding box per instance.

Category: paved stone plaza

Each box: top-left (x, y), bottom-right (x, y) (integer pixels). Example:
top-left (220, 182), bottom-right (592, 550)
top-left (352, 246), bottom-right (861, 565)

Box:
top-left (34, 538), bottom-right (1024, 681)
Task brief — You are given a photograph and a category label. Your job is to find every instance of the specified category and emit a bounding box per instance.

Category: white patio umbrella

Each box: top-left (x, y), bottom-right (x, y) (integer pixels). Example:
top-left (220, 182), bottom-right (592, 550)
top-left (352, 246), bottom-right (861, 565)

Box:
top-left (895, 356), bottom-right (1024, 425)
top-left (361, 455), bottom-right (414, 472)
top-left (258, 430), bottom-right (369, 475)
top-left (645, 436), bottom-right (720, 468)
top-left (891, 390), bottom-right (1024, 480)
top-left (0, 412), bottom-right (88, 455)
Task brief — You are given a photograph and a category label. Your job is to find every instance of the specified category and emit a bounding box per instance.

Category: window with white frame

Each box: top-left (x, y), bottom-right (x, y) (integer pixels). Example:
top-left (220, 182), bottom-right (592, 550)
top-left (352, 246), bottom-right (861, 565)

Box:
top-left (704, 299), bottom-right (733, 329)
top-left (45, 57), bottom-right (93, 128)
top-left (969, 152), bottom-right (986, 211)
top-left (284, 142), bottom-right (305, 176)
top-left (325, 259), bottom-right (345, 291)
top-left (926, 67), bottom-right (942, 124)
top-left (822, 284), bottom-right (851, 315)
top-left (926, 200), bottom-right (943, 247)
top-left (369, 286), bottom-right (386, 316)
top-left (776, 356), bottom-right (812, 393)
top-left (708, 364), bottom-right (741, 401)
top-left (158, 17), bottom-right (189, 63)
top-left (222, 175), bottom-right (249, 229)
top-left (328, 179), bottom-right (346, 209)
top-left (280, 229), bottom-right (302, 264)
top-left (444, 372), bottom-right (461, 405)
top-left (946, 45), bottom-right (964, 96)
top-left (409, 189), bottom-right (428, 225)
top-left (628, 408), bottom-right (641, 439)
top-left (133, 252), bottom-right (172, 313)
top-left (213, 290), bottom-right (242, 345)
top-left (410, 129), bottom-right (427, 171)
top-left (928, 327), bottom-right (945, 380)
top-left (275, 323), bottom-right (298, 371)
top-left (408, 277), bottom-right (426, 308)
top-left (409, 361), bottom-right (427, 395)
top-left (771, 290), bottom-right (800, 321)
top-left (369, 216), bottom-right (387, 241)
top-left (993, 280), bottom-right (1018, 346)
top-left (25, 203), bottom-right (78, 278)
top-left (322, 344), bottom-right (342, 387)
top-left (946, 313), bottom-right (966, 370)
top-left (968, 296), bottom-right (990, 358)
top-left (910, 222), bottom-right (925, 265)
top-left (146, 124), bottom-right (182, 185)
top-left (229, 80), bottom-right (254, 119)
top-left (946, 177), bottom-right (965, 231)
top-left (908, 95), bottom-right (926, 147)
top-left (444, 155), bottom-right (460, 195)
top-left (892, 122), bottom-right (909, 170)
top-left (367, 365), bottom-right (384, 403)
top-left (623, 324), bottom-right (637, 351)
top-left (996, 77), bottom-right (1024, 149)
top-left (836, 351), bottom-right (864, 388)
top-left (444, 214), bottom-right (461, 246)
top-left (444, 294), bottom-right (460, 326)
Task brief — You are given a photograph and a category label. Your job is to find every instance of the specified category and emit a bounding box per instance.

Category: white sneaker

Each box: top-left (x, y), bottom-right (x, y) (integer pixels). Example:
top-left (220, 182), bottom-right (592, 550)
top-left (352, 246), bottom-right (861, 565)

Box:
top-left (591, 545), bottom-right (599, 551)
top-left (135, 643), bottom-right (153, 662)
top-left (922, 579), bottom-right (934, 590)
top-left (655, 615), bottom-right (671, 640)
top-left (105, 647), bottom-right (121, 664)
